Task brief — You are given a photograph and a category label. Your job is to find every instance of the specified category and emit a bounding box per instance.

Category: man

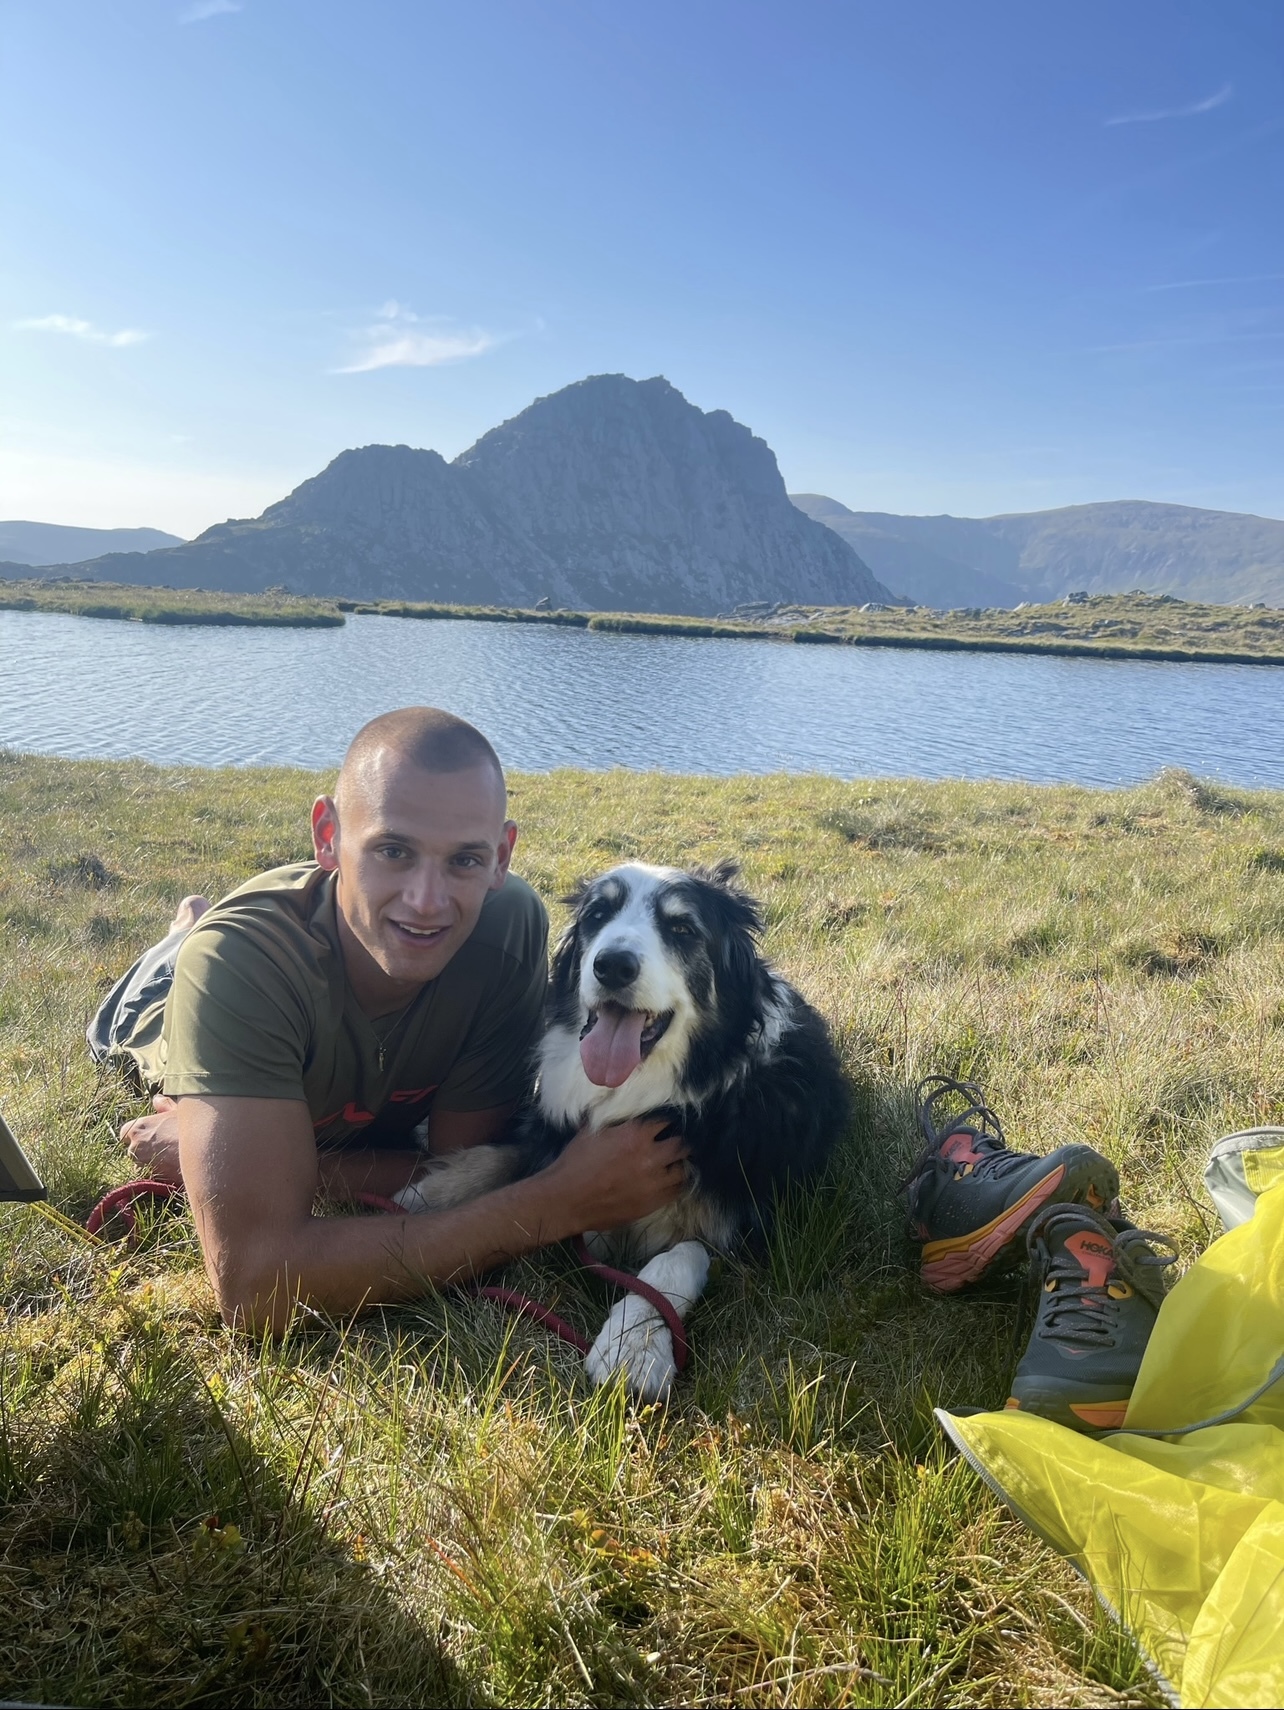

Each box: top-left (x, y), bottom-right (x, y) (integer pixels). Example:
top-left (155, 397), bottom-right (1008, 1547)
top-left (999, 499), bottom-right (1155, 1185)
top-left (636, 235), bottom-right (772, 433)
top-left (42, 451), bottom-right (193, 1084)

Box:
top-left (90, 706), bottom-right (687, 1332)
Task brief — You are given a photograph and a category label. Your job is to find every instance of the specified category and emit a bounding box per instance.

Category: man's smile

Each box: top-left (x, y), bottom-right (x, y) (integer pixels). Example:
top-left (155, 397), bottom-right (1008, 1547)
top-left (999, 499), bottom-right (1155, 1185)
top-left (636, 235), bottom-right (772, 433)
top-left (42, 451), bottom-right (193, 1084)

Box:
top-left (388, 918), bottom-right (452, 946)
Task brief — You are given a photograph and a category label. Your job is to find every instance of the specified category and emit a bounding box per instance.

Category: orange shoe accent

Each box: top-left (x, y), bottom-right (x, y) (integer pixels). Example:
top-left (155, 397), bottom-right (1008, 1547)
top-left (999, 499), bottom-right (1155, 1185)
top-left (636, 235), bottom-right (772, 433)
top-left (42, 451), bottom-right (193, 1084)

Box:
top-left (942, 1131), bottom-right (986, 1167)
top-left (920, 1165), bottom-right (1067, 1292)
top-left (1069, 1400), bottom-right (1130, 1429)
top-left (1004, 1397), bottom-right (1022, 1410)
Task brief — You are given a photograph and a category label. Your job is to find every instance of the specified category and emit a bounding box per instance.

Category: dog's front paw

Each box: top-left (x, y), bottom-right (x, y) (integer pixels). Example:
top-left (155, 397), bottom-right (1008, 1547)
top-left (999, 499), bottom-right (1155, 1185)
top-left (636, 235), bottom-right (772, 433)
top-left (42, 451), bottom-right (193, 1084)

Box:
top-left (584, 1241), bottom-right (711, 1402)
top-left (585, 1294), bottom-right (678, 1401)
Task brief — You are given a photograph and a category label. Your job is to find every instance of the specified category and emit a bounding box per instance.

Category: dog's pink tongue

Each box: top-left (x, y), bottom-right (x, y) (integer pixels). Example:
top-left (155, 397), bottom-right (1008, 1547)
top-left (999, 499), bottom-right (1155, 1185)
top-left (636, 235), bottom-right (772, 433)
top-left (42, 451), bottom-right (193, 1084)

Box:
top-left (581, 1004), bottom-right (647, 1087)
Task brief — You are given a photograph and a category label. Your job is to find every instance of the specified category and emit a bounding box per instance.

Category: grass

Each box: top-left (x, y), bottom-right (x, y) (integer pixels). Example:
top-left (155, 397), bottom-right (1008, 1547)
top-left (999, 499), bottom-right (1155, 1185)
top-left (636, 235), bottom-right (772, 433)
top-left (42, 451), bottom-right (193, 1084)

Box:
top-left (0, 580), bottom-right (344, 627)
top-left (5, 579), bottom-right (1284, 662)
top-left (4, 754), bottom-right (1284, 1705)
top-left (775, 591), bottom-right (1284, 665)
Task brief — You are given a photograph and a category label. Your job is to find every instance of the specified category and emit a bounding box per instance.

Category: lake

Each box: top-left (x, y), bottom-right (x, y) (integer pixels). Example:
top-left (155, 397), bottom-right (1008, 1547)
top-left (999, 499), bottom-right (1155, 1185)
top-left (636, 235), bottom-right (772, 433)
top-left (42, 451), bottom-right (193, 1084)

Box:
top-left (2, 608), bottom-right (1282, 787)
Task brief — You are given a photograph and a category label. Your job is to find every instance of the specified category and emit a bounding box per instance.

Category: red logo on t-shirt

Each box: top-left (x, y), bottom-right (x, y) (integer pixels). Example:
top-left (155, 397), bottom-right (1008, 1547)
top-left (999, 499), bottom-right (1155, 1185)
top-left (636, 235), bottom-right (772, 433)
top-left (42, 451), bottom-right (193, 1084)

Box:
top-left (390, 1084), bottom-right (439, 1104)
top-left (313, 1085), bottom-right (439, 1132)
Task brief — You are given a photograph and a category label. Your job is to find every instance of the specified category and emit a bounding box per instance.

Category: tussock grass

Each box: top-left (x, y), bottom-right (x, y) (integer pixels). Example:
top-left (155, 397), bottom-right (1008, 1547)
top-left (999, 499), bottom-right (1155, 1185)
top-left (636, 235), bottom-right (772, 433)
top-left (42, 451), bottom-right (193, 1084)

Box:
top-left (0, 581), bottom-right (343, 627)
top-left (4, 754), bottom-right (1283, 1704)
top-left (783, 590), bottom-right (1284, 664)
top-left (346, 599), bottom-right (590, 629)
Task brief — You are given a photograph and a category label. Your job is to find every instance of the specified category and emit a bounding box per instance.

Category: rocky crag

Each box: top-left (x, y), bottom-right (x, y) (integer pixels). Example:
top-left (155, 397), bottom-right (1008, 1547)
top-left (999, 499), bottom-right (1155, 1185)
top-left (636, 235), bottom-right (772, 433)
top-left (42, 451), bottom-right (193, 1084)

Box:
top-left (39, 376), bottom-right (893, 614)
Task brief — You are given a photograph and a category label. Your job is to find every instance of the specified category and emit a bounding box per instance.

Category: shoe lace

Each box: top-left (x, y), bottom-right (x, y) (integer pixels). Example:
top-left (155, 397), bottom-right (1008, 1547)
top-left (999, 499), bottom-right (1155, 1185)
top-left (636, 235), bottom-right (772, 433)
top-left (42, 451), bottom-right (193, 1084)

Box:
top-left (1113, 1226), bottom-right (1180, 1311)
top-left (915, 1074), bottom-right (1006, 1151)
top-left (901, 1075), bottom-right (1010, 1216)
top-left (1027, 1220), bottom-right (1177, 1350)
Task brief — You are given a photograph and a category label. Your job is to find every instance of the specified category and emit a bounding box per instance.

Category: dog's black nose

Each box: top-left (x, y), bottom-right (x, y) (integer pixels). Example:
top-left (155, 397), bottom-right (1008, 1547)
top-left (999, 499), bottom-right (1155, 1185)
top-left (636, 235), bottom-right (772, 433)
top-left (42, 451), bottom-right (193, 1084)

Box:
top-left (593, 947), bottom-right (640, 989)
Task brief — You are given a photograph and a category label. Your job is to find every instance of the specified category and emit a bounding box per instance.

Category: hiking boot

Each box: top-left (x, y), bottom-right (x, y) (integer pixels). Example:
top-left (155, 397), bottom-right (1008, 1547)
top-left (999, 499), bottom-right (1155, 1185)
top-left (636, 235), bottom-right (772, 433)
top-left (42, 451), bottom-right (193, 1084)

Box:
top-left (1006, 1204), bottom-right (1177, 1432)
top-left (904, 1076), bottom-right (1120, 1292)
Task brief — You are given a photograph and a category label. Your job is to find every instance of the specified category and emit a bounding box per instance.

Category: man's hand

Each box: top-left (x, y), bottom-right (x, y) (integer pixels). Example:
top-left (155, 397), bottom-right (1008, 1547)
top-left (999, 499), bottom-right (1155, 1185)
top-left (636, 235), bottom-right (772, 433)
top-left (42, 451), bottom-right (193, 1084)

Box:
top-left (120, 1094), bottom-right (183, 1185)
top-left (542, 1117), bottom-right (689, 1233)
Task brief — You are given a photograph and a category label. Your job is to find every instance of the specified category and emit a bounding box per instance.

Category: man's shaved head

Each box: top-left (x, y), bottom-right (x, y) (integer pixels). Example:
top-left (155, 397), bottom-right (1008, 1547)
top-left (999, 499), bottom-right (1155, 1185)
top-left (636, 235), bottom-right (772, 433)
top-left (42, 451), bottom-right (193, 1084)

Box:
top-left (336, 707), bottom-right (506, 812)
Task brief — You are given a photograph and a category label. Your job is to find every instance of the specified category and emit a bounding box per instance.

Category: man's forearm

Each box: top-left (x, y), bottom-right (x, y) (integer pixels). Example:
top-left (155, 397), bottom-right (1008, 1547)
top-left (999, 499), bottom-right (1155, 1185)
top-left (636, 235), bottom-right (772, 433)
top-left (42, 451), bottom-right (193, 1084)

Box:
top-left (316, 1147), bottom-right (423, 1203)
top-left (219, 1171), bottom-right (575, 1331)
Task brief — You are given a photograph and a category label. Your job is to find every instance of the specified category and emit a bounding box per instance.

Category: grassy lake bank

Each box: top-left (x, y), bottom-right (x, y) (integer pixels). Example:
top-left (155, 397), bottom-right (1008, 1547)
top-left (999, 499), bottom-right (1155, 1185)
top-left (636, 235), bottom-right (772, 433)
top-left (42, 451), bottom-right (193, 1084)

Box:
top-left (4, 577), bottom-right (1284, 663)
top-left (0, 579), bottom-right (344, 627)
top-left (3, 755), bottom-right (1283, 1704)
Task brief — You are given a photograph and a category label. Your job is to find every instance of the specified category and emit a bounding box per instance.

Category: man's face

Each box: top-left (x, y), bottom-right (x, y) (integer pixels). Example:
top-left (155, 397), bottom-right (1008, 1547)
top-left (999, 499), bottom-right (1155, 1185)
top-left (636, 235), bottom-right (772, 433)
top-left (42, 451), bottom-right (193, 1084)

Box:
top-left (312, 752), bottom-right (516, 999)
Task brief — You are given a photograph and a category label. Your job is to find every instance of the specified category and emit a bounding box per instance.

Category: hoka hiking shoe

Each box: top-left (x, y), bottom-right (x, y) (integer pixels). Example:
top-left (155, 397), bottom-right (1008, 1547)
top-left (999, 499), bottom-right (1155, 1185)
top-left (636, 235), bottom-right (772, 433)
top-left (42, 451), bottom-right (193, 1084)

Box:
top-left (904, 1076), bottom-right (1120, 1293)
top-left (1006, 1204), bottom-right (1177, 1433)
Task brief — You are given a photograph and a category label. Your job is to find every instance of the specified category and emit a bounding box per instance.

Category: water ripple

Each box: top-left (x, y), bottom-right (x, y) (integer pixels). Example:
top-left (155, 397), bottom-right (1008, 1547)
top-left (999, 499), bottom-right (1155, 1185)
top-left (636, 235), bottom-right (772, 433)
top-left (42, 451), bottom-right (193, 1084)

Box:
top-left (1, 610), bottom-right (1281, 786)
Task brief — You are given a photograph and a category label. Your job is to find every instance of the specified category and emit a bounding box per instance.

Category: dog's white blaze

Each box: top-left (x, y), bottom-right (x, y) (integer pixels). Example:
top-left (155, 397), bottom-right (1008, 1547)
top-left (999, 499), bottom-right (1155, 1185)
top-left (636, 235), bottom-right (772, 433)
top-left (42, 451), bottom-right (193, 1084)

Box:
top-left (578, 866), bottom-right (693, 1022)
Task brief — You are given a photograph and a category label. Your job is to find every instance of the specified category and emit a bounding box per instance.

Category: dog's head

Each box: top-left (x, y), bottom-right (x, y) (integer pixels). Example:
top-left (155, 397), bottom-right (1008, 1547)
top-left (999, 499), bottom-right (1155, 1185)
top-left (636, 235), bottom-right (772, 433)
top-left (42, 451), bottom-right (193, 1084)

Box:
top-left (547, 860), bottom-right (767, 1098)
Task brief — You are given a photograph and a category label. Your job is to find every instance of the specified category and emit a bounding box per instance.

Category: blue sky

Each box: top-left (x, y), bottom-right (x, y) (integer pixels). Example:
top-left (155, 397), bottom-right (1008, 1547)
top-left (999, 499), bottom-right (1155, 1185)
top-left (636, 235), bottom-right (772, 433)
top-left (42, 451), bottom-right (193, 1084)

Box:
top-left (2, 0), bottom-right (1282, 534)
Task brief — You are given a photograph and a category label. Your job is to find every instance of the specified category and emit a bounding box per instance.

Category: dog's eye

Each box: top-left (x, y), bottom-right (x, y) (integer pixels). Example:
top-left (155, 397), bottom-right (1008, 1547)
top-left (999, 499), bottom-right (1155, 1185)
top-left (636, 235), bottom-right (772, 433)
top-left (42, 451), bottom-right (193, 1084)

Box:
top-left (666, 918), bottom-right (697, 938)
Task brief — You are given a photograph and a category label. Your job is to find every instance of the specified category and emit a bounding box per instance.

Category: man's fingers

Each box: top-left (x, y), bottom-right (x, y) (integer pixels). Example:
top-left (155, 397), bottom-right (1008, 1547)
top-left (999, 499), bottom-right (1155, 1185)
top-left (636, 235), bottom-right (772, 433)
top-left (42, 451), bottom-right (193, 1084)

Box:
top-left (650, 1136), bottom-right (689, 1166)
top-left (611, 1116), bottom-right (675, 1144)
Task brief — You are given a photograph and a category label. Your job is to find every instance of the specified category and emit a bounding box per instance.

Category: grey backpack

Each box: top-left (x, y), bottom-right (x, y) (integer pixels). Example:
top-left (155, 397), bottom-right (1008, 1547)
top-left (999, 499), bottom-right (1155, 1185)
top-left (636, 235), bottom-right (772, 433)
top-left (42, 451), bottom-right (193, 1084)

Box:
top-left (1204, 1127), bottom-right (1284, 1232)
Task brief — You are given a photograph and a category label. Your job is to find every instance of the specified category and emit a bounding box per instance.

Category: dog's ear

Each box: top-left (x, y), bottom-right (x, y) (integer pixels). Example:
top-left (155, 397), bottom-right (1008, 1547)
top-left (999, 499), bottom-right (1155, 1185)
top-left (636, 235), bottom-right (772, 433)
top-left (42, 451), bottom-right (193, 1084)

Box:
top-left (694, 858), bottom-right (742, 891)
top-left (689, 868), bottom-right (765, 998)
top-left (711, 885), bottom-right (766, 1012)
top-left (548, 915), bottom-right (583, 998)
top-left (560, 876), bottom-right (592, 912)
top-left (696, 869), bottom-right (764, 940)
top-left (551, 881), bottom-right (590, 992)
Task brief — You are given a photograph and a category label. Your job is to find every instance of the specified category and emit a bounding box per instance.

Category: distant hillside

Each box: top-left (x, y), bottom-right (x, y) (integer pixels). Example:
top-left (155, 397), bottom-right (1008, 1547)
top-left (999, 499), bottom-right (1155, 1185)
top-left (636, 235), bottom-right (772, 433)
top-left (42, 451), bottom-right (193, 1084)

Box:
top-left (791, 495), bottom-right (1284, 608)
top-left (28, 377), bottom-right (893, 615)
top-left (0, 521), bottom-right (184, 567)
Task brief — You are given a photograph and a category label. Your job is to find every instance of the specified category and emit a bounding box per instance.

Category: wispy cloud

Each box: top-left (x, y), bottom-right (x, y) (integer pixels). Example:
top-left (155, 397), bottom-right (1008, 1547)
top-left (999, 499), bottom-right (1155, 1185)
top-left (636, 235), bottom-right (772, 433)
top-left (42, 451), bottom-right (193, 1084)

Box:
top-left (179, 0), bottom-right (242, 22)
top-left (14, 314), bottom-right (149, 349)
top-left (1141, 273), bottom-right (1284, 293)
top-left (1105, 82), bottom-right (1232, 127)
top-left (335, 302), bottom-right (499, 373)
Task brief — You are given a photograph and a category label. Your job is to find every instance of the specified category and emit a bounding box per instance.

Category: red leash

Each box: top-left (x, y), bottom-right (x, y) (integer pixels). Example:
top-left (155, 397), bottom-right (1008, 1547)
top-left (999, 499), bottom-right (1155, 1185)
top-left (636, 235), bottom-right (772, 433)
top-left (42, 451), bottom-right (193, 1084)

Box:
top-left (84, 1177), bottom-right (180, 1238)
top-left (83, 1182), bottom-right (689, 1368)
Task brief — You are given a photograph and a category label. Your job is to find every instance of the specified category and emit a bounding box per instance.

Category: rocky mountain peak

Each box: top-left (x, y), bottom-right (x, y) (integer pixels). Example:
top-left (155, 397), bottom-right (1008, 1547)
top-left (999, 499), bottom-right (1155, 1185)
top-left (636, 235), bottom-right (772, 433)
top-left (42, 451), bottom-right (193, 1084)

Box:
top-left (21, 375), bottom-right (894, 612)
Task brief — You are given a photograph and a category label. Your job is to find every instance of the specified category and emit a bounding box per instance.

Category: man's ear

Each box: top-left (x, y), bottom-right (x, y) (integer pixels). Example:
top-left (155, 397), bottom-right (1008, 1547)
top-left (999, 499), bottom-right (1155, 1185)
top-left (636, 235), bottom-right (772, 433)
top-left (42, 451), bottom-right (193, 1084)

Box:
top-left (490, 821), bottom-right (518, 890)
top-left (312, 796), bottom-right (340, 871)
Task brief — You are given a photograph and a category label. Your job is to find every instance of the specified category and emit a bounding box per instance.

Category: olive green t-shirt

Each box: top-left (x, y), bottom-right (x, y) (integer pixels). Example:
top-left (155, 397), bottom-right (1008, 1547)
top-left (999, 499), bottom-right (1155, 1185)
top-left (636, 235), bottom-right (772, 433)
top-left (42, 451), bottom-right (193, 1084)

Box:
top-left (124, 863), bottom-right (548, 1149)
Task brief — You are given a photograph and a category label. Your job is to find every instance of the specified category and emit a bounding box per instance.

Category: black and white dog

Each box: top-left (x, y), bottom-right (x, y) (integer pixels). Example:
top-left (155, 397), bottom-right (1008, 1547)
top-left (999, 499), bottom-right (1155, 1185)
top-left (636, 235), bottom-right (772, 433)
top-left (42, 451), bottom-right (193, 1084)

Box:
top-left (396, 861), bottom-right (849, 1398)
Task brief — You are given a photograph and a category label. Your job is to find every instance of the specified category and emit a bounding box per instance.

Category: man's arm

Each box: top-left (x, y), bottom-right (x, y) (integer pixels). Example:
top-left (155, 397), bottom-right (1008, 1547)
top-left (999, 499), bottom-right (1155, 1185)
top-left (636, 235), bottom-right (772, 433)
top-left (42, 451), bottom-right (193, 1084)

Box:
top-left (124, 1102), bottom-right (512, 1199)
top-left (428, 1105), bottom-right (515, 1153)
top-left (178, 1094), bottom-right (686, 1334)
